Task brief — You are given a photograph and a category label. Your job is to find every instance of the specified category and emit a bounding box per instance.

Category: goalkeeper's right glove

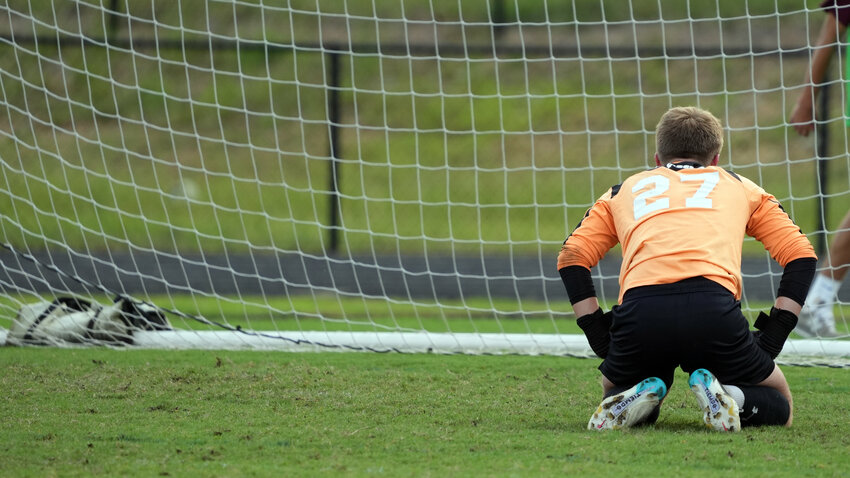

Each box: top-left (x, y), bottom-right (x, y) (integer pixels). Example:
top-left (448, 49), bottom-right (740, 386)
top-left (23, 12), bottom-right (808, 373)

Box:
top-left (576, 308), bottom-right (613, 358)
top-left (753, 307), bottom-right (798, 359)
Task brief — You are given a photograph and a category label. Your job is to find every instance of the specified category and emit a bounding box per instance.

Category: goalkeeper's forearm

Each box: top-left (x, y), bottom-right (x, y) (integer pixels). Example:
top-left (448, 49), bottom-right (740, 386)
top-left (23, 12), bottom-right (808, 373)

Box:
top-left (572, 296), bottom-right (599, 317)
top-left (559, 264), bottom-right (611, 357)
top-left (754, 257), bottom-right (817, 359)
top-left (773, 296), bottom-right (802, 316)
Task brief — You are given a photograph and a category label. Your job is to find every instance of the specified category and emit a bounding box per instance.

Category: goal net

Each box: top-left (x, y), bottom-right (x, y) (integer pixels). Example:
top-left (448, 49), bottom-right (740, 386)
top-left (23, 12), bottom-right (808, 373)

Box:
top-left (1, 1), bottom-right (848, 365)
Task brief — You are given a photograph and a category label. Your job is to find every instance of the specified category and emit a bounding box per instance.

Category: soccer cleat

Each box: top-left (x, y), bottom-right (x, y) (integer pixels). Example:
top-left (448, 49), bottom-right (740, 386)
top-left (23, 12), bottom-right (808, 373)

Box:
top-left (688, 369), bottom-right (741, 432)
top-left (587, 377), bottom-right (667, 430)
top-left (795, 300), bottom-right (839, 338)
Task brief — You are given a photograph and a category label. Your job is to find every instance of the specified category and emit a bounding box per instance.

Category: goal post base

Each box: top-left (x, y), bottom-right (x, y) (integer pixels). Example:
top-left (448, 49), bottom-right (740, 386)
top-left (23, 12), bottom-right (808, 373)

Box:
top-left (129, 330), bottom-right (597, 356)
top-left (3, 329), bottom-right (848, 366)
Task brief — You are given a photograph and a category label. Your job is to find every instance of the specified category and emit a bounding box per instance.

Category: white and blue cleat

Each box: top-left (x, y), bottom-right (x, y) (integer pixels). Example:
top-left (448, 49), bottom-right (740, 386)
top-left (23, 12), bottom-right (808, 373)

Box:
top-left (588, 377), bottom-right (667, 430)
top-left (688, 368), bottom-right (741, 432)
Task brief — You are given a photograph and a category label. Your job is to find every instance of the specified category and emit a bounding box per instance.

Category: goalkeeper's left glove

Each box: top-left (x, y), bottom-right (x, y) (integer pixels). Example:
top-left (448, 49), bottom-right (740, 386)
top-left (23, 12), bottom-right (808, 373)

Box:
top-left (576, 308), bottom-right (613, 358)
top-left (753, 307), bottom-right (798, 359)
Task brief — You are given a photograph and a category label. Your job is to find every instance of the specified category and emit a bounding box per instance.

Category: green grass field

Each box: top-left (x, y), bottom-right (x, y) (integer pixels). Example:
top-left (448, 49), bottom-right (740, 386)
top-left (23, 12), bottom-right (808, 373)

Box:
top-left (1, 347), bottom-right (848, 477)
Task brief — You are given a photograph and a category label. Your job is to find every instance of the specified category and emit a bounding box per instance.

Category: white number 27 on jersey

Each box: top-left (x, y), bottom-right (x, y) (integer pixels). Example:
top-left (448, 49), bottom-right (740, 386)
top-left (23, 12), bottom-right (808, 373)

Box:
top-left (632, 171), bottom-right (719, 220)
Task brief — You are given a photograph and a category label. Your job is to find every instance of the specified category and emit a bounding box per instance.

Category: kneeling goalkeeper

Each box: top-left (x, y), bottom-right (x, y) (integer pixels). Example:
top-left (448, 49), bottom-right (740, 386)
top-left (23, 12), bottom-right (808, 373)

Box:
top-left (558, 106), bottom-right (817, 431)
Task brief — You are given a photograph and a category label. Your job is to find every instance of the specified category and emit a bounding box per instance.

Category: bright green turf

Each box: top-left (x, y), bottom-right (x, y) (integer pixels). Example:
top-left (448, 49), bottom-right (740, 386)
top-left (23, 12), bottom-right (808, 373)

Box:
top-left (0, 347), bottom-right (848, 477)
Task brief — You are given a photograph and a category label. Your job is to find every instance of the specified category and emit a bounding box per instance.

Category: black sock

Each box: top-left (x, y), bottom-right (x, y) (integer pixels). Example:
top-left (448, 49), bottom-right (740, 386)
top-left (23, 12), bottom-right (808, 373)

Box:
top-left (737, 386), bottom-right (790, 427)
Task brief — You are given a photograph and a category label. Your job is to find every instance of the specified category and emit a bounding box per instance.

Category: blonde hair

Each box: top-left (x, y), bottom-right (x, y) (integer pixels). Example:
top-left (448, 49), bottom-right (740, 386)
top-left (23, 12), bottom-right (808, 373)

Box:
top-left (655, 106), bottom-right (724, 165)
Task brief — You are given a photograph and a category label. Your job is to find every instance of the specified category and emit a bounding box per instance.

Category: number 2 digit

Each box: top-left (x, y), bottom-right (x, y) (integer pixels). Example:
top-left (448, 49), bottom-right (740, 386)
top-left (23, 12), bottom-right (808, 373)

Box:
top-left (632, 176), bottom-right (670, 220)
top-left (632, 172), bottom-right (719, 220)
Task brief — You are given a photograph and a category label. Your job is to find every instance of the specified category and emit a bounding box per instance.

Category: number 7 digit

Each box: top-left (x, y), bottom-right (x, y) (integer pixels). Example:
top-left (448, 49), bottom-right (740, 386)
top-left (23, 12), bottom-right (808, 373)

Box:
top-left (632, 171), bottom-right (719, 220)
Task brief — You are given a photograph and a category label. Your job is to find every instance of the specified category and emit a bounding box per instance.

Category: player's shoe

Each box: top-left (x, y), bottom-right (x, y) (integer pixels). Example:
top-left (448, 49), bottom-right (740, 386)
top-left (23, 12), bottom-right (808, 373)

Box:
top-left (795, 299), bottom-right (839, 338)
top-left (587, 377), bottom-right (667, 430)
top-left (688, 369), bottom-right (741, 432)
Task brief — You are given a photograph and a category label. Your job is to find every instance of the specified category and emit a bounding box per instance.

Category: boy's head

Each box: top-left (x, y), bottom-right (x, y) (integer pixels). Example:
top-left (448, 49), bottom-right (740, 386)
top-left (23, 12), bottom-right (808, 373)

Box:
top-left (655, 106), bottom-right (724, 165)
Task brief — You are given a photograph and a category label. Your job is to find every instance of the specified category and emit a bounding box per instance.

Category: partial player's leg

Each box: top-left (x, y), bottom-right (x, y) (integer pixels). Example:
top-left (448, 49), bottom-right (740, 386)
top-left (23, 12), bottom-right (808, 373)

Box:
top-left (689, 366), bottom-right (792, 430)
top-left (797, 272), bottom-right (840, 337)
top-left (797, 210), bottom-right (850, 337)
top-left (683, 317), bottom-right (792, 429)
top-left (823, 210), bottom-right (850, 283)
top-left (735, 364), bottom-right (792, 427)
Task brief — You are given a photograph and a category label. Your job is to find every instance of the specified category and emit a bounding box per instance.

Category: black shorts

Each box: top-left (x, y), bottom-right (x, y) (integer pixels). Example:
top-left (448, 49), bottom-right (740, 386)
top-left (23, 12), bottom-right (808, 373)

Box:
top-left (598, 277), bottom-right (775, 391)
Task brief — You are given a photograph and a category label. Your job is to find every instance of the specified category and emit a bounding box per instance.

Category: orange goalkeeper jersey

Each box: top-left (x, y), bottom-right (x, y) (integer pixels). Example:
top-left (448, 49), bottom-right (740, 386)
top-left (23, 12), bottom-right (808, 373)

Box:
top-left (557, 163), bottom-right (816, 303)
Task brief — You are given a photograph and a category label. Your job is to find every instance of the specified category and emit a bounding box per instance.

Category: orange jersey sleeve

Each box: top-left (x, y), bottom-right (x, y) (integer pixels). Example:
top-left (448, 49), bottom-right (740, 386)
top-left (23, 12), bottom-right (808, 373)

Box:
top-left (558, 165), bottom-right (816, 303)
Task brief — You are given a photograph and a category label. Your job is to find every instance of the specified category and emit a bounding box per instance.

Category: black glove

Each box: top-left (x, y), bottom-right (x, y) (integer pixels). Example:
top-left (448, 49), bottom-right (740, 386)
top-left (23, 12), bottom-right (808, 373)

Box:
top-left (753, 307), bottom-right (799, 359)
top-left (576, 308), bottom-right (613, 358)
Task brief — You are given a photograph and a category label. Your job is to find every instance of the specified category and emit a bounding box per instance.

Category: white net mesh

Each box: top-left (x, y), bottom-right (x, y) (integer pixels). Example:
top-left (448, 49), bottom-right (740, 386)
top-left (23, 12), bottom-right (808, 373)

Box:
top-left (0, 1), bottom-right (848, 364)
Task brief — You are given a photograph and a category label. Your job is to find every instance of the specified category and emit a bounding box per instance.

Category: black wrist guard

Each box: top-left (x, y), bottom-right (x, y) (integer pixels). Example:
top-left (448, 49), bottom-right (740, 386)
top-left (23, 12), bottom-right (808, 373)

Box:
top-left (754, 307), bottom-right (798, 359)
top-left (576, 308), bottom-right (613, 358)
